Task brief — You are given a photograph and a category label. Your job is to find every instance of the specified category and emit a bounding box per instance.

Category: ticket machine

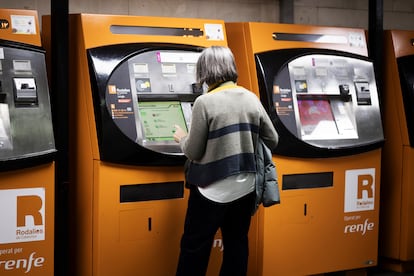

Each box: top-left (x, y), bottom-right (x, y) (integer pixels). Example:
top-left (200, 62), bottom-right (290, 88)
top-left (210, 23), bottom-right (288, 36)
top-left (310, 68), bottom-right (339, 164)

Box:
top-left (0, 9), bottom-right (56, 276)
top-left (42, 14), bottom-right (243, 276)
top-left (380, 30), bottom-right (414, 272)
top-left (226, 22), bottom-right (384, 275)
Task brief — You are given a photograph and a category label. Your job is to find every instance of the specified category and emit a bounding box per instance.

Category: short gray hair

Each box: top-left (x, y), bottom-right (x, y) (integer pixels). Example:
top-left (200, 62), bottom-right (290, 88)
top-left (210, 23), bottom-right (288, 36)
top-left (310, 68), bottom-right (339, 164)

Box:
top-left (196, 46), bottom-right (238, 86)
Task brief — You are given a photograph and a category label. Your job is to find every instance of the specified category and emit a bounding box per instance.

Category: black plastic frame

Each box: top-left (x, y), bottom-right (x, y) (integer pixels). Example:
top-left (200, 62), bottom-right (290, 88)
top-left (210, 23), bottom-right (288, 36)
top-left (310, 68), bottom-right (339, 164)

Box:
top-left (255, 48), bottom-right (384, 158)
top-left (87, 43), bottom-right (204, 166)
top-left (397, 54), bottom-right (414, 147)
top-left (0, 39), bottom-right (57, 172)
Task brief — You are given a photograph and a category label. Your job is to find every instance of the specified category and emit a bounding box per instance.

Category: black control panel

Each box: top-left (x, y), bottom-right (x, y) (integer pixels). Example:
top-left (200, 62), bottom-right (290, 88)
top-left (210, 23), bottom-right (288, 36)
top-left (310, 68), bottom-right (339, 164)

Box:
top-left (256, 48), bottom-right (384, 158)
top-left (88, 43), bottom-right (203, 165)
top-left (0, 41), bottom-right (55, 170)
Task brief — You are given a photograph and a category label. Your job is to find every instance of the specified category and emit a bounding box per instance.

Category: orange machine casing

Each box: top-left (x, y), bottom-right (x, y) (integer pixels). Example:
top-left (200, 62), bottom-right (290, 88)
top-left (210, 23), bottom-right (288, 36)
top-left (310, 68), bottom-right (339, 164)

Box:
top-left (43, 13), bottom-right (259, 276)
top-left (380, 30), bottom-right (414, 272)
top-left (0, 8), bottom-right (54, 276)
top-left (226, 22), bottom-right (382, 276)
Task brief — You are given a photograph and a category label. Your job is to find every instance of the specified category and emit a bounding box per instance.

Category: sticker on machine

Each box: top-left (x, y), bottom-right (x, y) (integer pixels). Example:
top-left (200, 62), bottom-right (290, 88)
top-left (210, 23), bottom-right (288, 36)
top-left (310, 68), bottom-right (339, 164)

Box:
top-left (344, 168), bottom-right (375, 213)
top-left (204, 23), bottom-right (224, 40)
top-left (10, 15), bottom-right (36, 34)
top-left (0, 188), bottom-right (45, 244)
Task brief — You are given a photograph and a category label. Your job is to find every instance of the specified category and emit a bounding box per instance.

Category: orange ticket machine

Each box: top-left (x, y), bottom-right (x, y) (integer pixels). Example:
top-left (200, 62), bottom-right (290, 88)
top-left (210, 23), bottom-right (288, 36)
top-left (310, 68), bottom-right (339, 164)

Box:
top-left (380, 30), bottom-right (414, 272)
top-left (42, 14), bottom-right (244, 276)
top-left (226, 22), bottom-right (384, 275)
top-left (0, 9), bottom-right (56, 276)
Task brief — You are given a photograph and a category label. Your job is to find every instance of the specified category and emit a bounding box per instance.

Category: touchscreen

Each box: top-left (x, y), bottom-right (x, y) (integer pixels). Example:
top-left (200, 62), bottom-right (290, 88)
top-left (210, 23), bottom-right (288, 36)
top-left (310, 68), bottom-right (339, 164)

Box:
top-left (139, 101), bottom-right (187, 142)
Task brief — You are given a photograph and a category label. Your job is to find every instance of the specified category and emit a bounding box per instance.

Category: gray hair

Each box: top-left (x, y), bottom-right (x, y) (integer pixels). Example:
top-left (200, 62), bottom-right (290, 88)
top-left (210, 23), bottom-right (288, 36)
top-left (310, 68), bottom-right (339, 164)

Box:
top-left (196, 46), bottom-right (238, 86)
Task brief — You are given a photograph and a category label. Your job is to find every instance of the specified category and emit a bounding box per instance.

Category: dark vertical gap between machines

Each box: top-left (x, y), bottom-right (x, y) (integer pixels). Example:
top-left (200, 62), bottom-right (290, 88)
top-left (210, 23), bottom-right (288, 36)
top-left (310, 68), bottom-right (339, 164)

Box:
top-left (368, 0), bottom-right (384, 100)
top-left (368, 0), bottom-right (384, 273)
top-left (368, 0), bottom-right (385, 272)
top-left (51, 0), bottom-right (69, 275)
top-left (280, 0), bottom-right (294, 24)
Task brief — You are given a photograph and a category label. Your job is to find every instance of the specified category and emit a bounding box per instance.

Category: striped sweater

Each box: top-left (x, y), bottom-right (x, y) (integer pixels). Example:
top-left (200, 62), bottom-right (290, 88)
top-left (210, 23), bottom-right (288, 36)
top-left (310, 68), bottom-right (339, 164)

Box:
top-left (180, 81), bottom-right (278, 187)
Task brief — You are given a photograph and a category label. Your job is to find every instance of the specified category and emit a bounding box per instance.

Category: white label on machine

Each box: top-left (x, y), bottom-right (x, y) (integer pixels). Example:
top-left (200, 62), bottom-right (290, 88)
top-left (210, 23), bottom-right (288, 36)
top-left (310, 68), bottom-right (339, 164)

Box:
top-left (0, 188), bottom-right (45, 244)
top-left (344, 168), bottom-right (375, 213)
top-left (157, 51), bottom-right (200, 63)
top-left (10, 15), bottom-right (36, 35)
top-left (204, 23), bottom-right (225, 40)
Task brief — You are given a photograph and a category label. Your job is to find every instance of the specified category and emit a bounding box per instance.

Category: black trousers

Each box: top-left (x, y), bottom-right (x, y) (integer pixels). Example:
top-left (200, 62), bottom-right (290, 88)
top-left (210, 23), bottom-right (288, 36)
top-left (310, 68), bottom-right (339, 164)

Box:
top-left (176, 185), bottom-right (255, 276)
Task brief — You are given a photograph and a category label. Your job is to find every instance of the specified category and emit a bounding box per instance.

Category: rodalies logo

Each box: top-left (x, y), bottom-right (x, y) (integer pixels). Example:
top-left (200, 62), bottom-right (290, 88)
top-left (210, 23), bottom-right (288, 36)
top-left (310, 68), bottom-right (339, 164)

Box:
top-left (0, 188), bottom-right (45, 244)
top-left (344, 168), bottom-right (375, 213)
top-left (0, 19), bottom-right (9, 29)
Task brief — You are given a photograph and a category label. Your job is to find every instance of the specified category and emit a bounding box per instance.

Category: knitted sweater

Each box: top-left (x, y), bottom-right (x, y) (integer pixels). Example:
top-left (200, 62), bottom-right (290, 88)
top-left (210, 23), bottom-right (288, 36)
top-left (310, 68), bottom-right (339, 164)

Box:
top-left (180, 81), bottom-right (278, 187)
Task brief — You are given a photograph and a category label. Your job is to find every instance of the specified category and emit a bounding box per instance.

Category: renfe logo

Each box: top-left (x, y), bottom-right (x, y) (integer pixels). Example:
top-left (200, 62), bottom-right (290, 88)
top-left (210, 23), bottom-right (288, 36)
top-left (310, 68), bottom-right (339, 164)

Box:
top-left (344, 168), bottom-right (375, 213)
top-left (0, 188), bottom-right (45, 244)
top-left (0, 252), bottom-right (45, 273)
top-left (344, 218), bottom-right (374, 235)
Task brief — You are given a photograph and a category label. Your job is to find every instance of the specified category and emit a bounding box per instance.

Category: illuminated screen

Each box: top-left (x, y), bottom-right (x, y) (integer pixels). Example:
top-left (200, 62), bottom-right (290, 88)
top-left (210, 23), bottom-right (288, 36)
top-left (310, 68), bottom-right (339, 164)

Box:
top-left (297, 99), bottom-right (338, 139)
top-left (139, 101), bottom-right (187, 142)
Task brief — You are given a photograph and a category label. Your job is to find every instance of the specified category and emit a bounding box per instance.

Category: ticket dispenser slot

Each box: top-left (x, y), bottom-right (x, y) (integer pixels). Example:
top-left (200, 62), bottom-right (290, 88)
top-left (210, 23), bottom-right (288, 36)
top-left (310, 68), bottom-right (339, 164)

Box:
top-left (13, 77), bottom-right (38, 106)
top-left (354, 81), bottom-right (372, 105)
top-left (0, 92), bottom-right (5, 102)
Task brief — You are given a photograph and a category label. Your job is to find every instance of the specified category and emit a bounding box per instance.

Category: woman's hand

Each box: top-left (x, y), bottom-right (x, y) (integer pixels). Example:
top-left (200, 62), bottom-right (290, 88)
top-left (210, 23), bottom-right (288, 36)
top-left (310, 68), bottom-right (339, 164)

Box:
top-left (173, 125), bottom-right (187, 143)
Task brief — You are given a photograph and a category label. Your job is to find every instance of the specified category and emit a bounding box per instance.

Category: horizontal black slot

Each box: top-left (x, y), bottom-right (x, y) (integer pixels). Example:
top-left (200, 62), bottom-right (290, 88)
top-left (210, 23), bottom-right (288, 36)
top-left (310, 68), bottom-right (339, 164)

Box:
top-left (272, 33), bottom-right (347, 44)
top-left (120, 181), bottom-right (184, 202)
top-left (110, 25), bottom-right (203, 37)
top-left (282, 172), bottom-right (333, 190)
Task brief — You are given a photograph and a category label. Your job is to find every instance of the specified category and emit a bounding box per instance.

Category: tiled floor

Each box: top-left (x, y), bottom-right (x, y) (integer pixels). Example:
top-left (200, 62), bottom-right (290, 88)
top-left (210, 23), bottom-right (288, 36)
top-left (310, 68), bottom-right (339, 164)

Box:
top-left (368, 267), bottom-right (414, 275)
top-left (321, 267), bottom-right (414, 275)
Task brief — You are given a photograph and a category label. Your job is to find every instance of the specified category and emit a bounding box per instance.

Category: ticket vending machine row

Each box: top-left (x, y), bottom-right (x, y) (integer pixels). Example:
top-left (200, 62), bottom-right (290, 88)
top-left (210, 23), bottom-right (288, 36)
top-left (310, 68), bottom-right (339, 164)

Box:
top-left (380, 30), bottom-right (414, 272)
top-left (0, 9), bottom-right (56, 276)
top-left (226, 22), bottom-right (384, 275)
top-left (42, 14), bottom-right (245, 276)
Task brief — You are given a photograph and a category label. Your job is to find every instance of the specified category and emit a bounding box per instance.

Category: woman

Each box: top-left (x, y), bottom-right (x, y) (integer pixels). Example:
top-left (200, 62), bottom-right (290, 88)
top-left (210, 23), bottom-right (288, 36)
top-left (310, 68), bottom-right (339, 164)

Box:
top-left (174, 46), bottom-right (278, 276)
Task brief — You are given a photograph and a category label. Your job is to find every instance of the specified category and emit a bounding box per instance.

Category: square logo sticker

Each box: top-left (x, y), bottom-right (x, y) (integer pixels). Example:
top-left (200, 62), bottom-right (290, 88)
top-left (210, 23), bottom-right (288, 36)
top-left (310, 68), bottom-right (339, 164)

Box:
top-left (0, 188), bottom-right (45, 244)
top-left (344, 168), bottom-right (375, 213)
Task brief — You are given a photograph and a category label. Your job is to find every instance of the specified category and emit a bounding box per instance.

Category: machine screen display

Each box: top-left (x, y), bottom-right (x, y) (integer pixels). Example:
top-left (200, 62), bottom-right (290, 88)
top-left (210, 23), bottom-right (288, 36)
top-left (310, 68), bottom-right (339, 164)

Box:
top-left (139, 101), bottom-right (187, 142)
top-left (297, 98), bottom-right (358, 140)
top-left (297, 99), bottom-right (336, 139)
